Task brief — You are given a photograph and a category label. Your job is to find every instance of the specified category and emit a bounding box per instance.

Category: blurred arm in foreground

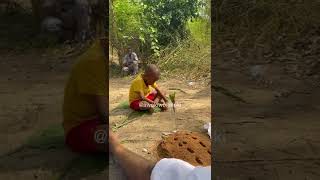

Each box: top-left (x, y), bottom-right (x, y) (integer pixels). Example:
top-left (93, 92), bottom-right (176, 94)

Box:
top-left (109, 130), bottom-right (211, 180)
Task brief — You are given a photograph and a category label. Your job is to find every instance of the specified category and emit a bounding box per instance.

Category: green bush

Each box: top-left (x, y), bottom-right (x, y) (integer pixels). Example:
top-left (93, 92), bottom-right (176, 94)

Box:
top-left (111, 0), bottom-right (206, 57)
top-left (154, 38), bottom-right (210, 81)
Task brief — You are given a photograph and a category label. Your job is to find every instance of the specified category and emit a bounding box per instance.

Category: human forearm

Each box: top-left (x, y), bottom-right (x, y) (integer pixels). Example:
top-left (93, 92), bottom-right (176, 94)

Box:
top-left (110, 131), bottom-right (155, 180)
top-left (142, 96), bottom-right (155, 104)
top-left (155, 87), bottom-right (167, 102)
top-left (139, 92), bottom-right (155, 104)
top-left (115, 147), bottom-right (154, 180)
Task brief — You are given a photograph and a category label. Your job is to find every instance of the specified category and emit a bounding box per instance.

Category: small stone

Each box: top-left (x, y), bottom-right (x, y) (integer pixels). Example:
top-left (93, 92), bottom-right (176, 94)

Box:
top-left (162, 132), bottom-right (172, 136)
top-left (142, 148), bottom-right (148, 153)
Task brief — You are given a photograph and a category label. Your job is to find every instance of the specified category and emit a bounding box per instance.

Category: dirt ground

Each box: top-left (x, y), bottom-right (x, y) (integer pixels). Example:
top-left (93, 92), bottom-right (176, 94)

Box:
top-left (109, 76), bottom-right (211, 179)
top-left (2, 48), bottom-right (320, 180)
top-left (213, 53), bottom-right (320, 179)
top-left (0, 49), bottom-right (211, 179)
top-left (0, 50), bottom-right (108, 180)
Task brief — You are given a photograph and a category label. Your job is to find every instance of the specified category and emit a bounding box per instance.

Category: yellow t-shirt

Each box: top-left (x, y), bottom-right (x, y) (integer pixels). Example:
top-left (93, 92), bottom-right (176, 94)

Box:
top-left (63, 41), bottom-right (107, 134)
top-left (129, 74), bottom-right (157, 103)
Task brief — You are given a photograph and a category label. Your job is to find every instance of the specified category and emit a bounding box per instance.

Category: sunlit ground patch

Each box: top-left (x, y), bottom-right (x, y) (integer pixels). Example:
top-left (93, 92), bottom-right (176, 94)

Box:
top-left (111, 100), bottom-right (162, 131)
top-left (22, 125), bottom-right (107, 179)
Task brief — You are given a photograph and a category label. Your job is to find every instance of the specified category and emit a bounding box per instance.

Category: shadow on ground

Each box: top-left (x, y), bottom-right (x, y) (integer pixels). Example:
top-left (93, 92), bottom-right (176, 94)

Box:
top-left (0, 124), bottom-right (107, 179)
top-left (111, 100), bottom-right (164, 131)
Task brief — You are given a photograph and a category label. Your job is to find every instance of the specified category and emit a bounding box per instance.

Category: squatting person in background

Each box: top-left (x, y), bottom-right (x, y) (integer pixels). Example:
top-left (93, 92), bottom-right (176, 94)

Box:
top-left (63, 38), bottom-right (108, 153)
top-left (122, 47), bottom-right (139, 75)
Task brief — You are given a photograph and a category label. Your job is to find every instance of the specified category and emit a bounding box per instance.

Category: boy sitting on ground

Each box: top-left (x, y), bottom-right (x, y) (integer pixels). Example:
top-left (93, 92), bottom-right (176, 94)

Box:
top-left (129, 64), bottom-right (168, 112)
top-left (63, 38), bottom-right (108, 153)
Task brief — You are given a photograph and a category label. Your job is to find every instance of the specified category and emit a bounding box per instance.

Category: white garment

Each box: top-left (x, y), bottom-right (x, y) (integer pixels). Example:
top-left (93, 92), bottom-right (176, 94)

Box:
top-left (123, 52), bottom-right (138, 64)
top-left (204, 122), bottom-right (211, 139)
top-left (151, 158), bottom-right (211, 180)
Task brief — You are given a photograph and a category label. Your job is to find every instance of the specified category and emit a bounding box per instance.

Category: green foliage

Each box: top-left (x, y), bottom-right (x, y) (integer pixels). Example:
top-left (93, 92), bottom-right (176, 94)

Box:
top-left (113, 0), bottom-right (144, 45)
top-left (112, 0), bottom-right (205, 57)
top-left (109, 61), bottom-right (123, 78)
top-left (111, 0), bottom-right (210, 79)
top-left (141, 0), bottom-right (204, 49)
top-left (187, 18), bottom-right (211, 44)
top-left (115, 100), bottom-right (130, 109)
top-left (154, 38), bottom-right (211, 81)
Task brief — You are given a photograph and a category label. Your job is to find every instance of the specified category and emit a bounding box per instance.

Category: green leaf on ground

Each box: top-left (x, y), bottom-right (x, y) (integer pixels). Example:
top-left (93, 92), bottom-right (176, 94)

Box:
top-left (26, 124), bottom-right (65, 149)
top-left (115, 101), bottom-right (130, 109)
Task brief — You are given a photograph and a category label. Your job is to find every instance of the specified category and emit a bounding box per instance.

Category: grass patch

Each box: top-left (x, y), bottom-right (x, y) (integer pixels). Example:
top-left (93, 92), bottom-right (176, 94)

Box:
top-left (115, 100), bottom-right (130, 109)
top-left (187, 18), bottom-right (211, 45)
top-left (26, 124), bottom-right (65, 150)
top-left (112, 100), bottom-right (162, 131)
top-left (151, 38), bottom-right (210, 81)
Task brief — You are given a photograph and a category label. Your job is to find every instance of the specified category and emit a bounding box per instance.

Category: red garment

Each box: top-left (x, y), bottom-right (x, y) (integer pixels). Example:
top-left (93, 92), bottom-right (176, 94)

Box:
top-left (130, 91), bottom-right (157, 111)
top-left (65, 117), bottom-right (106, 153)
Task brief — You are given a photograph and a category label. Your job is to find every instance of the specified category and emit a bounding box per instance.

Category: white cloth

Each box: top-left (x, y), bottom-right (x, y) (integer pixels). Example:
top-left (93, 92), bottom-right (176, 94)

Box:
top-left (123, 52), bottom-right (138, 64)
top-left (122, 67), bottom-right (129, 72)
top-left (151, 158), bottom-right (211, 180)
top-left (203, 122), bottom-right (211, 139)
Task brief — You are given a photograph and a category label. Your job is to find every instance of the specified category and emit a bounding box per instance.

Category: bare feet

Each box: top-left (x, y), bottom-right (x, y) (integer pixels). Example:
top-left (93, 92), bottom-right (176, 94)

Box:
top-left (158, 101), bottom-right (168, 111)
top-left (148, 107), bottom-right (154, 114)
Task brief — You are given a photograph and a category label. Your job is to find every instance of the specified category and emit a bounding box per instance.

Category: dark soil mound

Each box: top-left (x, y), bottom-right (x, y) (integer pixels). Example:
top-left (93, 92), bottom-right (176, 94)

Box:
top-left (157, 131), bottom-right (211, 166)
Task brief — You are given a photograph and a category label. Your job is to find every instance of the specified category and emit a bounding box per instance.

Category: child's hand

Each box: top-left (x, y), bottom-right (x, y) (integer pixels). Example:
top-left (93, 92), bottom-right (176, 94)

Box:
top-left (162, 103), bottom-right (168, 111)
top-left (163, 98), bottom-right (168, 103)
top-left (158, 101), bottom-right (168, 111)
top-left (149, 100), bottom-right (156, 105)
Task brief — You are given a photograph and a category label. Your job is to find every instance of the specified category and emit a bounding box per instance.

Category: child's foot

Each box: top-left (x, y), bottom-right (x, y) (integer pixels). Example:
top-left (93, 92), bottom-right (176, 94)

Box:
top-left (160, 105), bottom-right (168, 112)
top-left (148, 108), bottom-right (154, 114)
top-left (158, 102), bottom-right (168, 111)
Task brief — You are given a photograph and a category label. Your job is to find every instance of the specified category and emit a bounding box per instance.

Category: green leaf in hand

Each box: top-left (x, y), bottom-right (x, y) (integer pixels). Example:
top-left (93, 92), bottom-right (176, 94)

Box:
top-left (169, 92), bottom-right (176, 104)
